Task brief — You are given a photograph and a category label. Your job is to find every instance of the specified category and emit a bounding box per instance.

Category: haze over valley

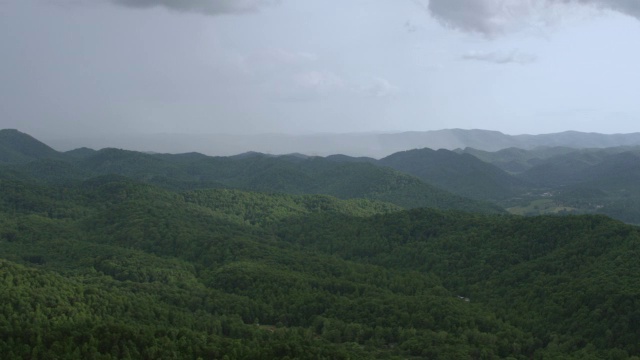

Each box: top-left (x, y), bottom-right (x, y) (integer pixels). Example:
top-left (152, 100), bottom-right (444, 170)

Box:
top-left (41, 129), bottom-right (640, 158)
top-left (2, 0), bottom-right (640, 358)
top-left (4, 0), bottom-right (640, 142)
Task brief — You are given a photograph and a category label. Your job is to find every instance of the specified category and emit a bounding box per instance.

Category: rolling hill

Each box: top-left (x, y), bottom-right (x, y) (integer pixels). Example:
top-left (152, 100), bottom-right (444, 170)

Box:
top-left (44, 129), bottom-right (640, 158)
top-left (378, 148), bottom-right (527, 201)
top-left (2, 176), bottom-right (640, 358)
top-left (0, 129), bottom-right (64, 164)
top-left (449, 147), bottom-right (640, 224)
top-left (7, 128), bottom-right (640, 224)
top-left (458, 145), bottom-right (640, 174)
top-left (0, 131), bottom-right (503, 214)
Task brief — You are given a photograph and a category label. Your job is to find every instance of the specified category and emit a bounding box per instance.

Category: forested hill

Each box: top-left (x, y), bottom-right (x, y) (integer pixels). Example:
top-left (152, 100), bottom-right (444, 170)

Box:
top-left (8, 128), bottom-right (640, 224)
top-left (0, 130), bottom-right (502, 214)
top-left (457, 145), bottom-right (640, 174)
top-left (455, 146), bottom-right (640, 224)
top-left (378, 147), bottom-right (527, 201)
top-left (1, 177), bottom-right (640, 358)
top-left (44, 129), bottom-right (640, 157)
top-left (0, 129), bottom-right (64, 164)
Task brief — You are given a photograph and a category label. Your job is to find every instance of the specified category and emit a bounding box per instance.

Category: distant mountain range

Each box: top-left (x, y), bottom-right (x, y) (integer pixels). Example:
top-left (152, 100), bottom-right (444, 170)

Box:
top-left (6, 127), bottom-right (640, 358)
top-left (0, 129), bottom-right (502, 214)
top-left (6, 128), bottom-right (640, 224)
top-left (42, 129), bottom-right (640, 158)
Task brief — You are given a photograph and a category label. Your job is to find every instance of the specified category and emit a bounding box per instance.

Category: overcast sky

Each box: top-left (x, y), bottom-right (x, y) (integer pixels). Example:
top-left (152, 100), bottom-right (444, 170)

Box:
top-left (1, 0), bottom-right (640, 140)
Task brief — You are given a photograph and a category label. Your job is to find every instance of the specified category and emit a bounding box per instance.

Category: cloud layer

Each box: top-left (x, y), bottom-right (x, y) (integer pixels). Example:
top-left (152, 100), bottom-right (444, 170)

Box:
top-left (462, 50), bottom-right (537, 64)
top-left (110, 0), bottom-right (278, 15)
top-left (586, 0), bottom-right (640, 18)
top-left (426, 0), bottom-right (640, 35)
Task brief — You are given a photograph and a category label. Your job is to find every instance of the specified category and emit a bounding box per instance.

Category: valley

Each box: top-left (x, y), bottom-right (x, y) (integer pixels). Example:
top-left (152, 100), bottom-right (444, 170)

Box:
top-left (2, 129), bottom-right (640, 358)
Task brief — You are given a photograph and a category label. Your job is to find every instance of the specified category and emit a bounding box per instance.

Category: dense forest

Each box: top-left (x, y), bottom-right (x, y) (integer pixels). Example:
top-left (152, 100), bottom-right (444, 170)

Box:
top-left (0, 130), bottom-right (502, 215)
top-left (456, 146), bottom-right (640, 224)
top-left (2, 129), bottom-right (640, 358)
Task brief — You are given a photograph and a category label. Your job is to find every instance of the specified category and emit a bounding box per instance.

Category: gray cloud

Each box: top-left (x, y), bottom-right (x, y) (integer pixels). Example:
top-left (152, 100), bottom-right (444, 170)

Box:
top-left (404, 21), bottom-right (418, 33)
top-left (427, 0), bottom-right (511, 35)
top-left (462, 50), bottom-right (537, 64)
top-left (425, 0), bottom-right (640, 35)
top-left (109, 0), bottom-right (278, 15)
top-left (583, 0), bottom-right (640, 18)
top-left (359, 77), bottom-right (400, 98)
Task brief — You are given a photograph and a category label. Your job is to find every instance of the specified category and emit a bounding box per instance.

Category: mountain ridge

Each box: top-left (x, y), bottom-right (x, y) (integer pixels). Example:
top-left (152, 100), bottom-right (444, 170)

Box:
top-left (0, 129), bottom-right (64, 164)
top-left (0, 130), bottom-right (503, 214)
top-left (41, 128), bottom-right (640, 158)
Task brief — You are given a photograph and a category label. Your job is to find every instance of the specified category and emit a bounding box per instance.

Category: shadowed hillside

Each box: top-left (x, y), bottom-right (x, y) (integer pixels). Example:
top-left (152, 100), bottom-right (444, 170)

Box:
top-left (0, 133), bottom-right (504, 214)
top-left (0, 129), bottom-right (64, 164)
top-left (378, 148), bottom-right (527, 201)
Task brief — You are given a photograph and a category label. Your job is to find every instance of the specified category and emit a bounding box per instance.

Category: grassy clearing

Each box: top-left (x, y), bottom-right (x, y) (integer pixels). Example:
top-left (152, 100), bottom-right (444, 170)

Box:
top-left (508, 199), bottom-right (578, 216)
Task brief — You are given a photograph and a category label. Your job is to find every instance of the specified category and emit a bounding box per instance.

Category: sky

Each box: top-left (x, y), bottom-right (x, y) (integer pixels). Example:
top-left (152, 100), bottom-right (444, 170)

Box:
top-left (1, 0), bottom-right (640, 140)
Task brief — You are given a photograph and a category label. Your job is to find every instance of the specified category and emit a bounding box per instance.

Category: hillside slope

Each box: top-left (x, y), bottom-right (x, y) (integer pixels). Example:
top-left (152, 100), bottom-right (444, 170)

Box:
top-left (1, 178), bottom-right (640, 358)
top-left (0, 129), bottom-right (64, 164)
top-left (1, 141), bottom-right (503, 214)
top-left (45, 129), bottom-right (640, 157)
top-left (379, 148), bottom-right (526, 200)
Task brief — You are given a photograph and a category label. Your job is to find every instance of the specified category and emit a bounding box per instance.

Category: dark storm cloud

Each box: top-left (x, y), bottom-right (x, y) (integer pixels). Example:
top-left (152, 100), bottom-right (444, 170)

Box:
top-left (109, 0), bottom-right (278, 15)
top-left (425, 0), bottom-right (640, 35)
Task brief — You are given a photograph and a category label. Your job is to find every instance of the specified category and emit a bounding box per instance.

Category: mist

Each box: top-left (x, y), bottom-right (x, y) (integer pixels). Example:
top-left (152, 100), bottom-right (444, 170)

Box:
top-left (2, 0), bottom-right (640, 151)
